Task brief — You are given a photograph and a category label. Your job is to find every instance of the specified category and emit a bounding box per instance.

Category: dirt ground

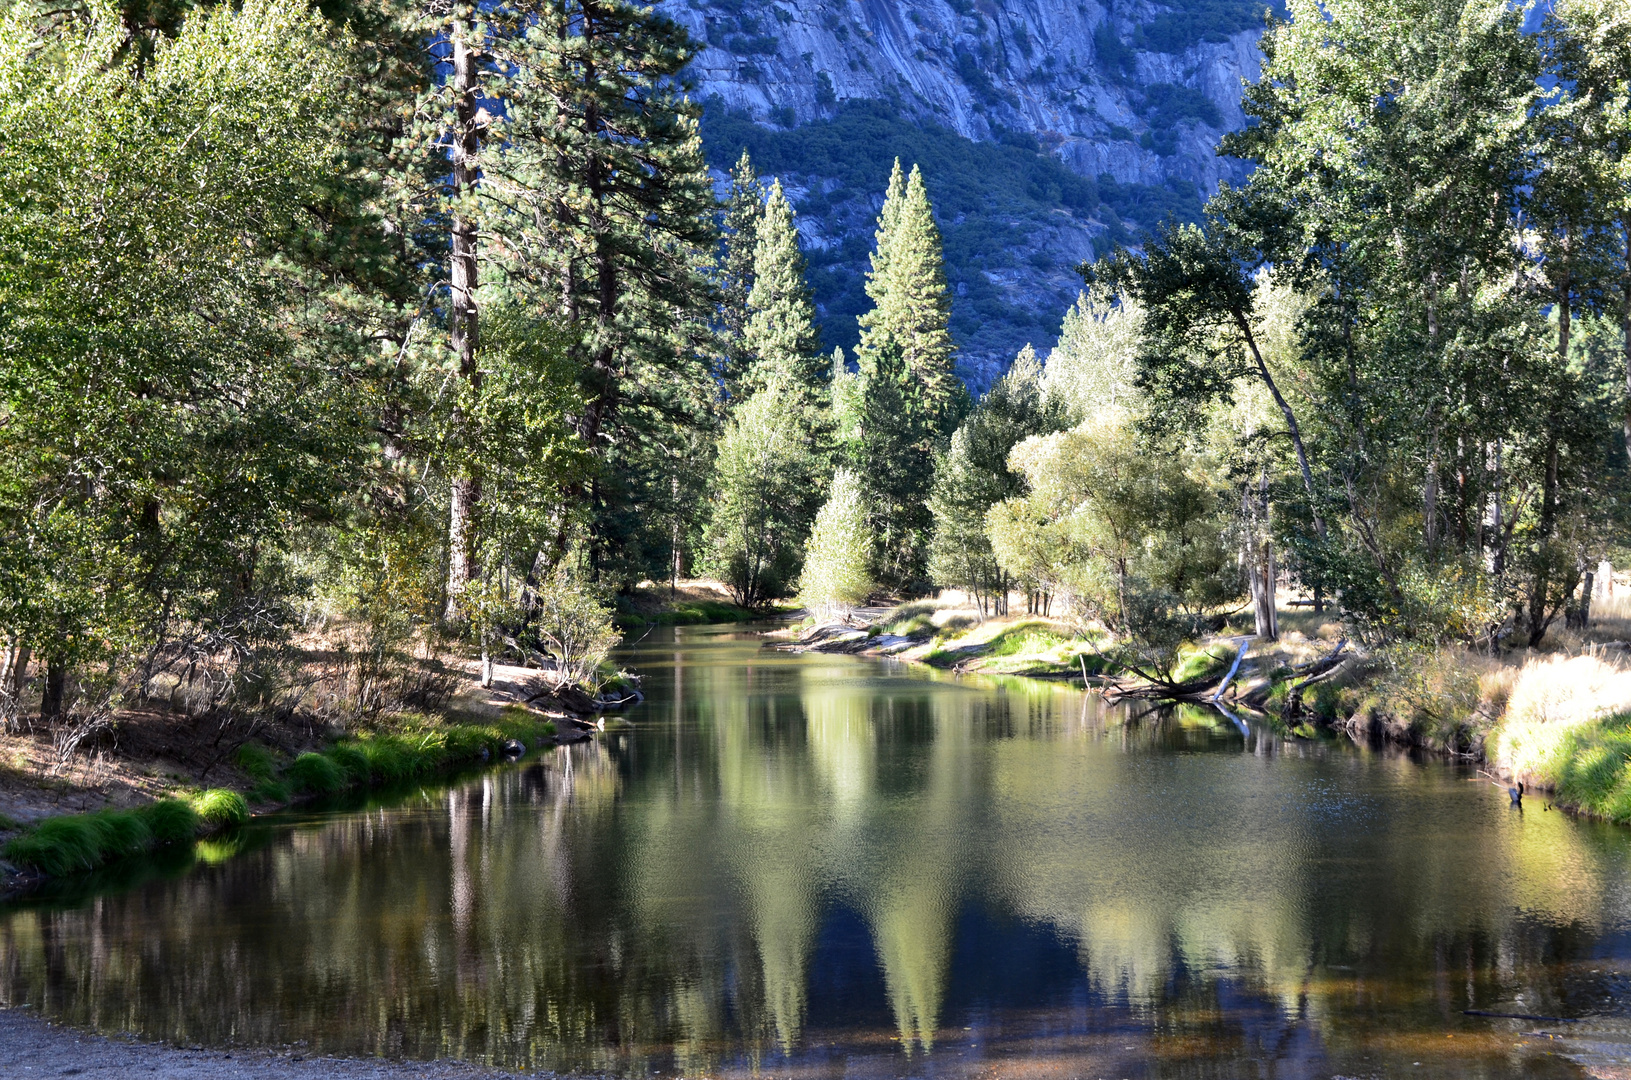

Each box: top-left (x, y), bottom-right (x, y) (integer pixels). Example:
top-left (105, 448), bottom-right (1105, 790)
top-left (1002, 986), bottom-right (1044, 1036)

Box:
top-left (0, 1007), bottom-right (544, 1078)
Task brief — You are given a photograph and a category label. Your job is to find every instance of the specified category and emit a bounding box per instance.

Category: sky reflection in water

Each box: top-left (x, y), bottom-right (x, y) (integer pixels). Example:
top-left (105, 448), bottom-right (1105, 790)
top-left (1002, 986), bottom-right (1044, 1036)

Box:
top-left (4, 623), bottom-right (1631, 1078)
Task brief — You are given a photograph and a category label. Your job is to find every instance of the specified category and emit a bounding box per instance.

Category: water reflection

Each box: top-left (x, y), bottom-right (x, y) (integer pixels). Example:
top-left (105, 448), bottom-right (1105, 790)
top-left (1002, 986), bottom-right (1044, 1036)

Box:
top-left (3, 624), bottom-right (1631, 1078)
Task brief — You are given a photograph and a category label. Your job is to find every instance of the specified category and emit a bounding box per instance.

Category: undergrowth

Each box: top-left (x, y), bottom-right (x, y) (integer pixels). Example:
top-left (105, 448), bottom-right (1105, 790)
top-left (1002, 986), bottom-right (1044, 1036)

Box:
top-left (1490, 654), bottom-right (1631, 820)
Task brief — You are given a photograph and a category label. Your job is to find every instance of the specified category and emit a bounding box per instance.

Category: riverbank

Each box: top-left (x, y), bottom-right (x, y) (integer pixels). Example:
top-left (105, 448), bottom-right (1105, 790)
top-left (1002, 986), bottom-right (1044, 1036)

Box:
top-left (0, 625), bottom-right (633, 897)
top-left (0, 1007), bottom-right (536, 1080)
top-left (0, 584), bottom-right (778, 894)
top-left (781, 592), bottom-right (1631, 822)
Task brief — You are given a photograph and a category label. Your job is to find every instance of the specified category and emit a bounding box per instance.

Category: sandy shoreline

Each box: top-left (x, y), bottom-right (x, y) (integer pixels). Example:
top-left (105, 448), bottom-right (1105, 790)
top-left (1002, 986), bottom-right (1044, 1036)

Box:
top-left (0, 1007), bottom-right (545, 1078)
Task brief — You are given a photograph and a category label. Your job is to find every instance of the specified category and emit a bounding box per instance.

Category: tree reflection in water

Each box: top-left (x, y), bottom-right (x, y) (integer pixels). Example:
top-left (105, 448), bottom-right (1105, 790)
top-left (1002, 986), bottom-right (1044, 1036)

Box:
top-left (4, 623), bottom-right (1631, 1079)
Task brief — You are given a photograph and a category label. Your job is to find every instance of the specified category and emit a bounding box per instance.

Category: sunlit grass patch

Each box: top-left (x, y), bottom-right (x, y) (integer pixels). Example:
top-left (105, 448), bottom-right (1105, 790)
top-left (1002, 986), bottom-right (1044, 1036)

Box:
top-left (190, 789), bottom-right (249, 828)
top-left (1172, 643), bottom-right (1234, 685)
top-left (1490, 654), bottom-right (1631, 819)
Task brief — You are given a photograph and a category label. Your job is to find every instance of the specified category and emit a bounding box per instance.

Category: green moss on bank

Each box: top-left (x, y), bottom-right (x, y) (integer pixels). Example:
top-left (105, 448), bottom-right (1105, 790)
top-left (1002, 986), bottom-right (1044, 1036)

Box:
top-left (5, 712), bottom-right (559, 881)
top-left (616, 599), bottom-right (755, 628)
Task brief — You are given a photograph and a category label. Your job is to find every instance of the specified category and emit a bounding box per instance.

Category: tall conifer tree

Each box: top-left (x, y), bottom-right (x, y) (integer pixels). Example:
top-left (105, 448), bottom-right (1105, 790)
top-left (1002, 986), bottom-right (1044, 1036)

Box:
top-left (851, 161), bottom-right (964, 587)
top-left (498, 0), bottom-right (718, 582)
top-left (745, 180), bottom-right (823, 394)
top-left (719, 150), bottom-right (764, 400)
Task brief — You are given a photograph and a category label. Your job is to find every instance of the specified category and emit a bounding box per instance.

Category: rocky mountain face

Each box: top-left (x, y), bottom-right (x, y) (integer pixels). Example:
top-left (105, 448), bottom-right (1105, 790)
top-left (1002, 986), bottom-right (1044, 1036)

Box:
top-left (661, 0), bottom-right (1273, 388)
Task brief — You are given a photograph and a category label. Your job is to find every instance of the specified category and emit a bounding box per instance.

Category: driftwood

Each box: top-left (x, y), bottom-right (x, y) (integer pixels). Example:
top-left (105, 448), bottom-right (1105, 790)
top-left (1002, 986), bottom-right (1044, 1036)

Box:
top-left (1283, 640), bottom-right (1349, 715)
top-left (1209, 637), bottom-right (1251, 703)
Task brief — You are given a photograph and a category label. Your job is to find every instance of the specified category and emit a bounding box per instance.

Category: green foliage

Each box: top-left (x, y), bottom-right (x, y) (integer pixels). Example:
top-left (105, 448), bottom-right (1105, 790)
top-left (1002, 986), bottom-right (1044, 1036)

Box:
top-left (1134, 1), bottom-right (1283, 53)
top-left (799, 469), bottom-right (875, 619)
top-left (2, 796), bottom-right (214, 877)
top-left (190, 789), bottom-right (249, 829)
top-left (989, 419), bottom-right (1240, 677)
top-left (929, 346), bottom-right (1066, 608)
top-left (850, 163), bottom-right (967, 587)
top-left (0, 0), bottom-right (363, 687)
top-left (617, 599), bottom-right (754, 628)
top-left (701, 383), bottom-right (826, 607)
top-left (5, 816), bottom-right (109, 877)
top-left (287, 752), bottom-right (346, 795)
top-left (140, 799), bottom-right (202, 845)
top-left (234, 743), bottom-right (277, 783)
top-left (745, 180), bottom-right (825, 393)
top-left (1172, 644), bottom-right (1234, 685)
top-left (701, 98), bottom-right (1198, 373)
top-left (719, 150), bottom-right (765, 398)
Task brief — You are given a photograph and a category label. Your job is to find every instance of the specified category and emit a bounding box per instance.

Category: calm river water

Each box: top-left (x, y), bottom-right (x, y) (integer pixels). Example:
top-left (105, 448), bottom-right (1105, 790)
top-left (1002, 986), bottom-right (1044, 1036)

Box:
top-left (5, 624), bottom-right (1631, 1078)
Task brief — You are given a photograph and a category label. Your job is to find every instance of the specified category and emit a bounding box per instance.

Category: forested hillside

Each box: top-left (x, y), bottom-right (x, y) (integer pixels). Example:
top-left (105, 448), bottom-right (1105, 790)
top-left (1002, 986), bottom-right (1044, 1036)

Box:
top-left (667, 0), bottom-right (1275, 387)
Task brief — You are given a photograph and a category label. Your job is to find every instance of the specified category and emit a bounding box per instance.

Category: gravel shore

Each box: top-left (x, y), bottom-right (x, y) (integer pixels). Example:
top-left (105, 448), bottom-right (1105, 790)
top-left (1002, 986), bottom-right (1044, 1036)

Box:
top-left (0, 1008), bottom-right (537, 1078)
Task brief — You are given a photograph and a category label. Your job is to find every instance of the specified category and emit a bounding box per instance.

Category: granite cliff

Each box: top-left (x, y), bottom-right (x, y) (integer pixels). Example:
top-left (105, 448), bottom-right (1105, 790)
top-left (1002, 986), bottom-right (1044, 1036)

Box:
top-left (661, 0), bottom-right (1274, 387)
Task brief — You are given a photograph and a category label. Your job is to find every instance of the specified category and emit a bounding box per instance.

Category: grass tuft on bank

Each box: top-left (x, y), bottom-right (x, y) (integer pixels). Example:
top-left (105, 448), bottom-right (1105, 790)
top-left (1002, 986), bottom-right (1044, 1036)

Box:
top-left (1489, 654), bottom-right (1631, 820)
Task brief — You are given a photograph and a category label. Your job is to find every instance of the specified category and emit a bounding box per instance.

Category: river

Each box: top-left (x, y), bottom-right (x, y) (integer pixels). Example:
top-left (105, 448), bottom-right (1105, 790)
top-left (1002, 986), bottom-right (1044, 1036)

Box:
top-left (4, 623), bottom-right (1631, 1078)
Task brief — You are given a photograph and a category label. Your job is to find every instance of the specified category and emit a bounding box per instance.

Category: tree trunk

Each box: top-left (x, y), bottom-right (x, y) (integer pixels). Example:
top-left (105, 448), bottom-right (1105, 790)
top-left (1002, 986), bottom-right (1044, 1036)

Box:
top-left (670, 475), bottom-right (682, 596)
top-left (40, 658), bottom-right (65, 723)
top-left (444, 25), bottom-right (484, 622)
top-left (1423, 442), bottom-right (1439, 554)
top-left (1237, 316), bottom-right (1325, 542)
top-left (1492, 438), bottom-right (1506, 578)
top-left (1244, 474), bottom-right (1278, 641)
top-left (1528, 432), bottom-right (1561, 647)
top-left (1622, 228), bottom-right (1630, 461)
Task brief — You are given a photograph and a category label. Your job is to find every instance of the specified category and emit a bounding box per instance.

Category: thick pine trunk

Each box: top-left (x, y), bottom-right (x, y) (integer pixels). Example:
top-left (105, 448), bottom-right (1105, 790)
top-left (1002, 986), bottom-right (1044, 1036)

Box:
top-left (444, 28), bottom-right (483, 622)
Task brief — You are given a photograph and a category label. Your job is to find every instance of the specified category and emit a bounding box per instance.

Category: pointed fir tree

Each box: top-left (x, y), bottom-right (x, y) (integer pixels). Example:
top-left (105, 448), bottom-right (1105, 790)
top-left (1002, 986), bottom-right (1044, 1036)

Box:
top-left (858, 163), bottom-right (962, 435)
top-left (850, 162), bottom-right (966, 587)
top-left (855, 159), bottom-right (907, 353)
top-left (719, 150), bottom-right (764, 400)
top-left (745, 179), bottom-right (824, 395)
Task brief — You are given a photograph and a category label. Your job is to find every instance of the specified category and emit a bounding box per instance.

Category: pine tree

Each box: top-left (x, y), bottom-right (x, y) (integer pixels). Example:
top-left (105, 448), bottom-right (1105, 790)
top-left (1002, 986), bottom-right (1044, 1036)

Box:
top-left (745, 180), bottom-right (824, 395)
top-left (855, 159), bottom-right (907, 356)
top-left (856, 163), bottom-right (962, 434)
top-left (719, 150), bottom-right (764, 400)
top-left (851, 162), bottom-right (965, 587)
top-left (496, 0), bottom-right (718, 582)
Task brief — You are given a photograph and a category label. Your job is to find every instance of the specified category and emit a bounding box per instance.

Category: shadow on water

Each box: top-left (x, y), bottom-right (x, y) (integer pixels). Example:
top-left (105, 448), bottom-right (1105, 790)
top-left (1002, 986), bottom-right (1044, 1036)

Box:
top-left (3, 622), bottom-right (1631, 1079)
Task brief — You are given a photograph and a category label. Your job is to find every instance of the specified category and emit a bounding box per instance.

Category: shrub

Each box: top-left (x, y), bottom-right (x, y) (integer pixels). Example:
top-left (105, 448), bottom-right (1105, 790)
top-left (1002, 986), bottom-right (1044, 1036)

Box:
top-left (96, 810), bottom-right (154, 858)
top-left (800, 469), bottom-right (875, 621)
top-left (4, 816), bottom-right (107, 876)
top-left (234, 742), bottom-right (277, 781)
top-left (141, 799), bottom-right (201, 844)
top-left (534, 564), bottom-right (622, 691)
top-left (325, 743), bottom-right (371, 785)
top-left (361, 737), bottom-right (412, 784)
top-left (286, 752), bottom-right (345, 795)
top-left (191, 789), bottom-right (249, 829)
